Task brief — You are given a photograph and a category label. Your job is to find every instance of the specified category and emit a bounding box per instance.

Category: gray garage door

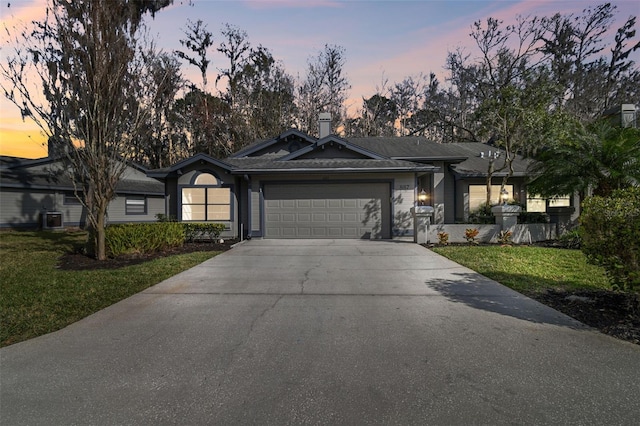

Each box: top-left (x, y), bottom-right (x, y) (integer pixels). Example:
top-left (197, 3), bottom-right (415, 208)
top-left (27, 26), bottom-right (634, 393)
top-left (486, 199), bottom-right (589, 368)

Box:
top-left (263, 183), bottom-right (391, 239)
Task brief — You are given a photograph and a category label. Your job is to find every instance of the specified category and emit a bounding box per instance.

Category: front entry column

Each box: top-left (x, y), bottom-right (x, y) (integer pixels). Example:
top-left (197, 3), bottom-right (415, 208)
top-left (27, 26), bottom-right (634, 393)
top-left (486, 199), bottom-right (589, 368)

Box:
top-left (412, 206), bottom-right (434, 244)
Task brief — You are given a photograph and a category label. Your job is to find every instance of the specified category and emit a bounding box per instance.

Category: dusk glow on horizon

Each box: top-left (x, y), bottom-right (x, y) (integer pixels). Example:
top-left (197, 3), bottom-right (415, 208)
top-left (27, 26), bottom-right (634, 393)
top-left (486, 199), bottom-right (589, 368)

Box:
top-left (1, 0), bottom-right (638, 158)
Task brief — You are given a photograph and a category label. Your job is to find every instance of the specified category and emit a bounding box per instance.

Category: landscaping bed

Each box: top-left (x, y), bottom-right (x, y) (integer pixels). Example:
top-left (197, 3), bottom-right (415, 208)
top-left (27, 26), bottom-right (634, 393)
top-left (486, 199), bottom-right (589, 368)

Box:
top-left (528, 288), bottom-right (639, 345)
top-left (58, 239), bottom-right (239, 270)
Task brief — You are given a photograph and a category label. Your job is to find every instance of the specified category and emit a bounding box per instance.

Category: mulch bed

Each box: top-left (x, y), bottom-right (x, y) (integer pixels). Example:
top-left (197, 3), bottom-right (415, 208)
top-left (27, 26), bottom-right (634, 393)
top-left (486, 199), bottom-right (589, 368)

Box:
top-left (526, 289), bottom-right (640, 345)
top-left (58, 239), bottom-right (639, 345)
top-left (57, 239), bottom-right (239, 271)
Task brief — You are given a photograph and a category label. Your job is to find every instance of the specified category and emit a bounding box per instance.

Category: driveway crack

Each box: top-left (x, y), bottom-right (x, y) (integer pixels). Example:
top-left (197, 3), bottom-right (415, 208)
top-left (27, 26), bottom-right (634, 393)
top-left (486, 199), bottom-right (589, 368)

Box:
top-left (300, 261), bottom-right (322, 294)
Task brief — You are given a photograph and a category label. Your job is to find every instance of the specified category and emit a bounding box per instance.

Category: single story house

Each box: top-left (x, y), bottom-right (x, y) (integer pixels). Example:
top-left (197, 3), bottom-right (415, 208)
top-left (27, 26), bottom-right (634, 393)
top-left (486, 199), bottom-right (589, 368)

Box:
top-left (0, 155), bottom-right (165, 229)
top-left (1, 118), bottom-right (557, 238)
top-left (147, 120), bottom-right (545, 240)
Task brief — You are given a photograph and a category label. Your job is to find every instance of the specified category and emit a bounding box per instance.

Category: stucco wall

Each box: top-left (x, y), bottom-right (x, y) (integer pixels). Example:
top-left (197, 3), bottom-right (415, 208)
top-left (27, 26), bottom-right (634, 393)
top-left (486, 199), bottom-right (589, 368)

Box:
top-left (428, 223), bottom-right (556, 244)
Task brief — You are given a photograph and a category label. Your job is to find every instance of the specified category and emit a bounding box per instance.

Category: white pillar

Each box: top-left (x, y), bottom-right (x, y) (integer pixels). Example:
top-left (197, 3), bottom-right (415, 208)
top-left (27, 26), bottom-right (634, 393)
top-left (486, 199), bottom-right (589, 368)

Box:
top-left (491, 205), bottom-right (521, 229)
top-left (412, 206), bottom-right (434, 244)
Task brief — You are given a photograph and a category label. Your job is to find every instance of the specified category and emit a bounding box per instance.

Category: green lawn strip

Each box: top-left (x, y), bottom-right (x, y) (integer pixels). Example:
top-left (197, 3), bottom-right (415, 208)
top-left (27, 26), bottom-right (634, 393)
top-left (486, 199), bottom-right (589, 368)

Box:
top-left (431, 245), bottom-right (610, 294)
top-left (0, 231), bottom-right (220, 347)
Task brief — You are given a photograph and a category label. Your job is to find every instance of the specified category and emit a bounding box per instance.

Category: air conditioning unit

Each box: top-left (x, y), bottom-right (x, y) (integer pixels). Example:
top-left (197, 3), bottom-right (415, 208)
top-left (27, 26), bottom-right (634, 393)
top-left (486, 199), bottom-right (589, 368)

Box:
top-left (42, 211), bottom-right (64, 230)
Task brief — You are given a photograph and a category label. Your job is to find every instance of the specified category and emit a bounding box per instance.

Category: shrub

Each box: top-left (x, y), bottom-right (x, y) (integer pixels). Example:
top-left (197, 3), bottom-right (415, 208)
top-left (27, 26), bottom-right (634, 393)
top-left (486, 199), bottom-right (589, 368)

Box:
top-left (580, 187), bottom-right (640, 291)
top-left (106, 222), bottom-right (184, 257)
top-left (557, 228), bottom-right (582, 249)
top-left (468, 203), bottom-right (493, 224)
top-left (464, 228), bottom-right (480, 245)
top-left (182, 223), bottom-right (226, 242)
top-left (437, 231), bottom-right (449, 245)
top-left (518, 211), bottom-right (549, 224)
top-left (156, 213), bottom-right (177, 222)
top-left (498, 230), bottom-right (512, 245)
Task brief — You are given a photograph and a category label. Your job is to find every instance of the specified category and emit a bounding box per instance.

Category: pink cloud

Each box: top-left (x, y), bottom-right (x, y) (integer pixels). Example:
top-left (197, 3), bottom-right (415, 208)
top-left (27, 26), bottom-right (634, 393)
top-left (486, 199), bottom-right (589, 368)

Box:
top-left (241, 0), bottom-right (344, 10)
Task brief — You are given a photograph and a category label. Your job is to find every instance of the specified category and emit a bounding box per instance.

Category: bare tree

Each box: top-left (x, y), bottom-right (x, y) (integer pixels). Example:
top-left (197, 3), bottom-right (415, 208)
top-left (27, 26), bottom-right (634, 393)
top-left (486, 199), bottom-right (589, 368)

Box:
top-left (540, 3), bottom-right (640, 120)
top-left (1, 0), bottom-right (172, 260)
top-left (136, 49), bottom-right (184, 168)
top-left (297, 44), bottom-right (350, 136)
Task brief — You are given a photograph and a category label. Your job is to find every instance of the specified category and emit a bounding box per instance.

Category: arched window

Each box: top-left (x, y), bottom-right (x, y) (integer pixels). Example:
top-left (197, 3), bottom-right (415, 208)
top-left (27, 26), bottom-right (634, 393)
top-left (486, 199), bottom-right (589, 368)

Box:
top-left (181, 172), bottom-right (231, 221)
top-left (194, 173), bottom-right (218, 185)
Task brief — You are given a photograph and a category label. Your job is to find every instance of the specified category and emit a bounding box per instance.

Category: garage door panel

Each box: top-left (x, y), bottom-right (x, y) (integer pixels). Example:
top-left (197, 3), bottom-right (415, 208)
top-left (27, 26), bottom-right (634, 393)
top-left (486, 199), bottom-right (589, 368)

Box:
top-left (328, 213), bottom-right (341, 222)
top-left (264, 183), bottom-right (390, 239)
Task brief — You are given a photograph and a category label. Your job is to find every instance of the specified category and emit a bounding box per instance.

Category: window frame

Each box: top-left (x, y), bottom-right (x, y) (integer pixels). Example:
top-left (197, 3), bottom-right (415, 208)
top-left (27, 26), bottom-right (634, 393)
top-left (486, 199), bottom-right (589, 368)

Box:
top-left (179, 171), bottom-right (233, 222)
top-left (125, 195), bottom-right (147, 215)
top-left (63, 192), bottom-right (82, 206)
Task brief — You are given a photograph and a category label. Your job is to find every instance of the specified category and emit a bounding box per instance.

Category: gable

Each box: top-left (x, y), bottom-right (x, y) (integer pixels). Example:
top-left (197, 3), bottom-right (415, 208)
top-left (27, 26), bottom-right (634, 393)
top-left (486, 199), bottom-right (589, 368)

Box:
top-left (247, 136), bottom-right (311, 157)
top-left (280, 136), bottom-right (386, 161)
top-left (229, 129), bottom-right (316, 158)
top-left (293, 142), bottom-right (373, 160)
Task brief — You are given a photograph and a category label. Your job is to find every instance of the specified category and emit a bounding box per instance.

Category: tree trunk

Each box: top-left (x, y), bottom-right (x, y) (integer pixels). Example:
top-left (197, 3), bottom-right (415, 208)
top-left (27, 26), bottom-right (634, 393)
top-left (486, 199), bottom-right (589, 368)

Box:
top-left (95, 208), bottom-right (107, 261)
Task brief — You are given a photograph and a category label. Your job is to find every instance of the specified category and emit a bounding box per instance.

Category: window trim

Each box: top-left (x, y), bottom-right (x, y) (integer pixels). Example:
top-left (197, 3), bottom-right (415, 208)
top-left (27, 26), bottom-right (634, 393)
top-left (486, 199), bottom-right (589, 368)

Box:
top-left (179, 171), bottom-right (234, 222)
top-left (125, 195), bottom-right (147, 215)
top-left (63, 192), bottom-right (82, 205)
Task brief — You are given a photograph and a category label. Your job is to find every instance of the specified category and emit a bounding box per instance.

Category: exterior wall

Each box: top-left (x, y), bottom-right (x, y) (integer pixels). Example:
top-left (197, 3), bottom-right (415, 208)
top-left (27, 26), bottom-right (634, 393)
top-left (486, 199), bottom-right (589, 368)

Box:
top-left (107, 195), bottom-right (165, 224)
top-left (0, 188), bottom-right (163, 228)
top-left (432, 162), bottom-right (445, 224)
top-left (429, 223), bottom-right (556, 244)
top-left (0, 188), bottom-right (63, 228)
top-left (246, 172), bottom-right (416, 239)
top-left (250, 179), bottom-right (261, 236)
top-left (444, 167), bottom-right (456, 224)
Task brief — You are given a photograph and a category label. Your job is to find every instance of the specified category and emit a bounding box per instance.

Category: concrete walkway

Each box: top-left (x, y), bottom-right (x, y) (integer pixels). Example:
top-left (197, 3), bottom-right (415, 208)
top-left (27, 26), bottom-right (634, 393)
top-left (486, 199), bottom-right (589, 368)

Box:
top-left (1, 239), bottom-right (639, 425)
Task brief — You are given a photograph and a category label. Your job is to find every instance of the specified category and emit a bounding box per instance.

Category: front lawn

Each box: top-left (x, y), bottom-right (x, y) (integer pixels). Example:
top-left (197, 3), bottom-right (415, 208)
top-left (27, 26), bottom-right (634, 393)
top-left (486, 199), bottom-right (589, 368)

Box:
top-left (431, 245), bottom-right (610, 294)
top-left (0, 231), bottom-right (222, 347)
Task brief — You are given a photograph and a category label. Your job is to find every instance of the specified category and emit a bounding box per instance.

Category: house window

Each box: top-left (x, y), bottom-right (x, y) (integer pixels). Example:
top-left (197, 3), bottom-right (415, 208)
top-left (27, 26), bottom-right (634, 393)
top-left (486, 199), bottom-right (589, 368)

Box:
top-left (181, 173), bottom-right (231, 221)
top-left (469, 185), bottom-right (514, 211)
top-left (125, 196), bottom-right (147, 215)
top-left (64, 192), bottom-right (82, 205)
top-left (526, 195), bottom-right (571, 212)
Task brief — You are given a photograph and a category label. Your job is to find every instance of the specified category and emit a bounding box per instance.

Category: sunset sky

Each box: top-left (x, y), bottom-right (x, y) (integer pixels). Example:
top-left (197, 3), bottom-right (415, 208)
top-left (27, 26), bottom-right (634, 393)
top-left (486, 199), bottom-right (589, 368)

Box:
top-left (1, 0), bottom-right (638, 159)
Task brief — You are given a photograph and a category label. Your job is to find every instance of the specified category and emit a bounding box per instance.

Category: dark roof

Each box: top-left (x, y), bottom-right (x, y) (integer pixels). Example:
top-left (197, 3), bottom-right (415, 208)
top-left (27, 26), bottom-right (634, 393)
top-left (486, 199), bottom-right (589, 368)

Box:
top-left (228, 128), bottom-right (316, 158)
top-left (219, 135), bottom-right (534, 177)
top-left (280, 135), bottom-right (386, 161)
top-left (348, 137), bottom-right (468, 160)
top-left (442, 143), bottom-right (533, 178)
top-left (147, 153), bottom-right (235, 178)
top-left (346, 138), bottom-right (533, 177)
top-left (1, 159), bottom-right (164, 194)
top-left (225, 157), bottom-right (437, 174)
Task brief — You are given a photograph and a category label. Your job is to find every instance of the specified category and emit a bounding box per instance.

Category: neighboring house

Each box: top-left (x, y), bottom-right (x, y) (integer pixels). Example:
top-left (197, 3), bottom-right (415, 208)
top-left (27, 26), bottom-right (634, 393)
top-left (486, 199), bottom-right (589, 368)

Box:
top-left (148, 121), bottom-right (541, 240)
top-left (0, 155), bottom-right (165, 229)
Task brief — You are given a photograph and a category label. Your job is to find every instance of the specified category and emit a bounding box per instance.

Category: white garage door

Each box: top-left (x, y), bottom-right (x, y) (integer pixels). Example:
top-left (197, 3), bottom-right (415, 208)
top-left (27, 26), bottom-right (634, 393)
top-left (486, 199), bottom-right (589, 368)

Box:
top-left (263, 183), bottom-right (391, 239)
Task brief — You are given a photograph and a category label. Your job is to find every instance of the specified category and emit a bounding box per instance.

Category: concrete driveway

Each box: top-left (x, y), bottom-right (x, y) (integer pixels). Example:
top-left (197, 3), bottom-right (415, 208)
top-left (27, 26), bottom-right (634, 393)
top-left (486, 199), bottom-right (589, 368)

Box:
top-left (1, 239), bottom-right (639, 425)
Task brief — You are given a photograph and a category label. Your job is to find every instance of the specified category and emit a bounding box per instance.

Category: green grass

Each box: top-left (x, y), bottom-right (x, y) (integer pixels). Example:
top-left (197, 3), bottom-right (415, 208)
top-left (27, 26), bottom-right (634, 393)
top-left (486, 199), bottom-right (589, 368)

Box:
top-left (431, 245), bottom-right (610, 294)
top-left (0, 231), bottom-right (221, 347)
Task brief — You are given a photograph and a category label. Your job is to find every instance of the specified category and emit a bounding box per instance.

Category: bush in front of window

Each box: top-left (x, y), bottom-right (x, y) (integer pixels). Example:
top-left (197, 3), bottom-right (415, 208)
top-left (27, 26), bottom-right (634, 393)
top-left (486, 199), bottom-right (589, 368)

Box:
top-left (183, 223), bottom-right (226, 242)
top-left (468, 203), bottom-right (493, 224)
top-left (518, 211), bottom-right (549, 224)
top-left (106, 222), bottom-right (185, 257)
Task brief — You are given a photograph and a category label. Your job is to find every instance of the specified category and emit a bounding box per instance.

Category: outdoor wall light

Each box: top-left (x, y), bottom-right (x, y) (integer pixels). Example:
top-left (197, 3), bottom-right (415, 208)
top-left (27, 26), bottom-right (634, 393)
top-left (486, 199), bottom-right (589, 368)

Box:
top-left (418, 189), bottom-right (429, 205)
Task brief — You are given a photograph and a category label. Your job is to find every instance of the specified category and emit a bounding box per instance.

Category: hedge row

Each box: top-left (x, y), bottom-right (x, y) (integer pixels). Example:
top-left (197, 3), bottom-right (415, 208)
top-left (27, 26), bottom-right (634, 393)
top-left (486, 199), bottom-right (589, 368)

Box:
top-left (105, 222), bottom-right (228, 257)
top-left (105, 222), bottom-right (185, 257)
top-left (580, 187), bottom-right (640, 291)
